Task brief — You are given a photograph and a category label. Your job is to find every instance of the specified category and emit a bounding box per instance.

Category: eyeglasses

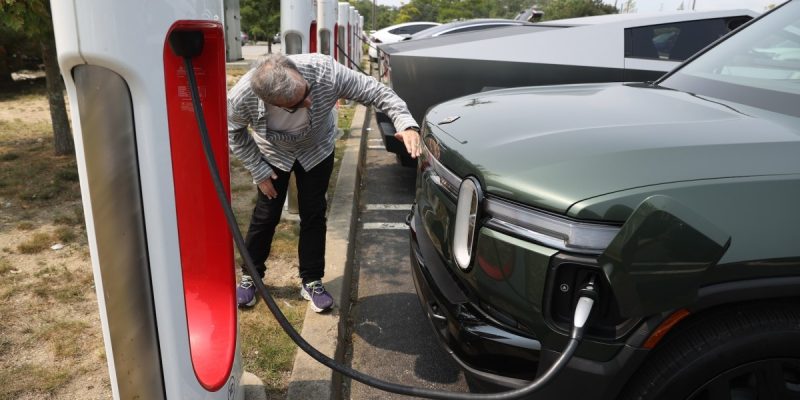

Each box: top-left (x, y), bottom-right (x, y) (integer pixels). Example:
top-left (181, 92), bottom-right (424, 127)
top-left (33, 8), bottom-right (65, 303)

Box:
top-left (280, 83), bottom-right (312, 114)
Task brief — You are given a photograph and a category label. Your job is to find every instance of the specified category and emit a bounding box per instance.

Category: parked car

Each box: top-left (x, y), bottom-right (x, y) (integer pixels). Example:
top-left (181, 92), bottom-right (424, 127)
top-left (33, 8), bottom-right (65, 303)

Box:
top-left (403, 18), bottom-right (533, 41)
top-left (368, 21), bottom-right (440, 60)
top-left (376, 10), bottom-right (755, 166)
top-left (409, 1), bottom-right (800, 398)
top-left (239, 31), bottom-right (249, 45)
top-left (273, 33), bottom-right (281, 44)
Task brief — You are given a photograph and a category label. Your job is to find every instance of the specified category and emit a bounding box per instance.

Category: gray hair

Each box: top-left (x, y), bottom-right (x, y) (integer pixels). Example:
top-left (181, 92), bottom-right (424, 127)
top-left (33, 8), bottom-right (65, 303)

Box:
top-left (250, 54), bottom-right (304, 104)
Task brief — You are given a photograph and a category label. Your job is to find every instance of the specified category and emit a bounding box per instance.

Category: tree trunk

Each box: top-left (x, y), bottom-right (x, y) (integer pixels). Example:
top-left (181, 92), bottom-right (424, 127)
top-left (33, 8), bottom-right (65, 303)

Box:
top-left (0, 45), bottom-right (13, 85)
top-left (41, 29), bottom-right (74, 156)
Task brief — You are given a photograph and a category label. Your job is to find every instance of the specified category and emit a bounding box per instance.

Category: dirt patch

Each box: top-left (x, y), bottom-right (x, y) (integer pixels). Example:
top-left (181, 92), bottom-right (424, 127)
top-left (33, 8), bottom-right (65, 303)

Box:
top-left (0, 78), bottom-right (52, 124)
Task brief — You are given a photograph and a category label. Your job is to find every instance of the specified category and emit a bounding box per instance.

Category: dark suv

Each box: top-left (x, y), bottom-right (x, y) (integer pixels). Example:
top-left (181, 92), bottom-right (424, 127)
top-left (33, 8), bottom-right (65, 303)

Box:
top-left (409, 2), bottom-right (800, 399)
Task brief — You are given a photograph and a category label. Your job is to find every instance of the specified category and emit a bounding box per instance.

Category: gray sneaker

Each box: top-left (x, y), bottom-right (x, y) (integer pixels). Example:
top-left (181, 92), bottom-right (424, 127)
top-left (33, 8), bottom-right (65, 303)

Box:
top-left (300, 280), bottom-right (334, 312)
top-left (237, 275), bottom-right (257, 308)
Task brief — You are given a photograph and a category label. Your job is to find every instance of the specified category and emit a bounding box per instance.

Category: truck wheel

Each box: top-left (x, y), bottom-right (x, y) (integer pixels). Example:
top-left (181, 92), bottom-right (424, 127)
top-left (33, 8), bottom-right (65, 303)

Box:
top-left (621, 301), bottom-right (800, 400)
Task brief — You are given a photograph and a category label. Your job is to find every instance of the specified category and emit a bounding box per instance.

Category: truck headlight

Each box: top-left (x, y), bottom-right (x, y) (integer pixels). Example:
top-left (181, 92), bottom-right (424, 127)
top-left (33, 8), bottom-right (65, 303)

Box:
top-left (485, 198), bottom-right (620, 255)
top-left (453, 177), bottom-right (482, 270)
top-left (423, 132), bottom-right (619, 256)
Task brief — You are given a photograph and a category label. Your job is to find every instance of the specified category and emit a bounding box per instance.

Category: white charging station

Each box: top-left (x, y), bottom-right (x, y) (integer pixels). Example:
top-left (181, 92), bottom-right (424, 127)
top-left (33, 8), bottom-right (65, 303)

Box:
top-left (281, 0), bottom-right (317, 55)
top-left (358, 15), bottom-right (365, 62)
top-left (349, 6), bottom-right (358, 69)
top-left (337, 2), bottom-right (351, 66)
top-left (51, 0), bottom-right (243, 398)
top-left (317, 0), bottom-right (338, 57)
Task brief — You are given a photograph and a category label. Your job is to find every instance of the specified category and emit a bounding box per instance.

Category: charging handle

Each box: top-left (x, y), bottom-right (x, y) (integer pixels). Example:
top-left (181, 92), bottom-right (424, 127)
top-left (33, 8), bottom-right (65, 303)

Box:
top-left (169, 30), bottom-right (204, 59)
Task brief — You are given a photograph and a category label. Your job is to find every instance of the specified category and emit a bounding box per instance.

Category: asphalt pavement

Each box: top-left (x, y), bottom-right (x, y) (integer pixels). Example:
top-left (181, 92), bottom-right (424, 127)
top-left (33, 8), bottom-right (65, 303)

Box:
top-left (344, 109), bottom-right (469, 399)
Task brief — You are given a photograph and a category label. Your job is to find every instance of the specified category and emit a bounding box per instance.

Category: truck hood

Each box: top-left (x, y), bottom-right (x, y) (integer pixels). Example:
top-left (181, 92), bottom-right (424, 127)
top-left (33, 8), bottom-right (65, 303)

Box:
top-left (427, 83), bottom-right (800, 214)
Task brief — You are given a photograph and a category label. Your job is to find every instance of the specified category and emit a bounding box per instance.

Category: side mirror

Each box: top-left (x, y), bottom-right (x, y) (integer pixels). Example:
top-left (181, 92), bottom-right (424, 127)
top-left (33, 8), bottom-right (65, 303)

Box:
top-left (599, 195), bottom-right (730, 318)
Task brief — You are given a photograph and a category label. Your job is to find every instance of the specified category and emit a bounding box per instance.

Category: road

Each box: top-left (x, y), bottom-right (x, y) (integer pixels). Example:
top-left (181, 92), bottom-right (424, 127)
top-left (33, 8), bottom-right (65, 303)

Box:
top-left (241, 43), bottom-right (282, 60)
top-left (343, 110), bottom-right (471, 399)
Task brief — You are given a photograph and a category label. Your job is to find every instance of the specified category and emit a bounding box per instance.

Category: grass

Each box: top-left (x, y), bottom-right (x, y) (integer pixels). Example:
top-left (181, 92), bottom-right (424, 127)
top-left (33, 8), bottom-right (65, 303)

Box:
top-left (239, 292), bottom-right (306, 389)
top-left (36, 320), bottom-right (91, 358)
top-left (0, 78), bottom-right (106, 399)
top-left (0, 257), bottom-right (11, 275)
top-left (0, 365), bottom-right (72, 400)
top-left (17, 232), bottom-right (52, 254)
top-left (0, 133), bottom-right (82, 203)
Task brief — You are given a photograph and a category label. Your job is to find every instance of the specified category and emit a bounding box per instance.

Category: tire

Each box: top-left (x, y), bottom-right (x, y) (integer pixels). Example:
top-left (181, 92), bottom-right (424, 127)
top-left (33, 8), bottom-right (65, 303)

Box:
top-left (620, 301), bottom-right (800, 400)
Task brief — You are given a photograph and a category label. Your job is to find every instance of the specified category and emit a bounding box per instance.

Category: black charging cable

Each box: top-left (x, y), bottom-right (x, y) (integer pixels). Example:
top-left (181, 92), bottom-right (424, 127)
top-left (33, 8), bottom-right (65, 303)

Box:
top-left (335, 42), bottom-right (370, 75)
top-left (170, 30), bottom-right (597, 399)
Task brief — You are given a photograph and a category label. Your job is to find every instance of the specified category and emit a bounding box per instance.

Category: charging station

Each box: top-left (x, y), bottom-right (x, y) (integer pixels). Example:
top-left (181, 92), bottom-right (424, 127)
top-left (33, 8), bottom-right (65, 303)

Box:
top-left (51, 0), bottom-right (242, 398)
top-left (281, 0), bottom-right (317, 55)
top-left (223, 0), bottom-right (244, 61)
top-left (349, 6), bottom-right (358, 69)
top-left (358, 15), bottom-right (365, 62)
top-left (317, 0), bottom-right (338, 57)
top-left (337, 2), bottom-right (350, 66)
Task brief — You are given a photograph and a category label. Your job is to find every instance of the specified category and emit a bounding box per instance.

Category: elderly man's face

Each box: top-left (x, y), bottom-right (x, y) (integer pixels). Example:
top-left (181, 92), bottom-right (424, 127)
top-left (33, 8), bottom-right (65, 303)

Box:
top-left (272, 71), bottom-right (312, 113)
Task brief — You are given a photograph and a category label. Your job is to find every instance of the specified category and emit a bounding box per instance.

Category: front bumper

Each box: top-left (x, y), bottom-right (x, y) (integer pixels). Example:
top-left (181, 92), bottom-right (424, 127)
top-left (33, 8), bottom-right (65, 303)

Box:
top-left (408, 205), bottom-right (650, 398)
top-left (409, 214), bottom-right (541, 386)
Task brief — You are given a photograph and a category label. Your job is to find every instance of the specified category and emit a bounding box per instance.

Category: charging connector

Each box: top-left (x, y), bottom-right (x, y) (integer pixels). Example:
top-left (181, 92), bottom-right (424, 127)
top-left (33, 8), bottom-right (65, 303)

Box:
top-left (571, 276), bottom-right (599, 339)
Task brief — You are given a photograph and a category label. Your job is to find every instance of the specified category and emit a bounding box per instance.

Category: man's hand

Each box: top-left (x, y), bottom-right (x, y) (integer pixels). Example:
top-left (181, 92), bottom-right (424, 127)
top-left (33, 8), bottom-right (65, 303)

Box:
top-left (257, 173), bottom-right (279, 199)
top-left (395, 128), bottom-right (421, 159)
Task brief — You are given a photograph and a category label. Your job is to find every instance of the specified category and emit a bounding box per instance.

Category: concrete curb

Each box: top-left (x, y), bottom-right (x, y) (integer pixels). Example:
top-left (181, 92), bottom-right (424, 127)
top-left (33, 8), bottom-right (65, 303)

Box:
top-left (286, 104), bottom-right (369, 400)
top-left (242, 371), bottom-right (267, 400)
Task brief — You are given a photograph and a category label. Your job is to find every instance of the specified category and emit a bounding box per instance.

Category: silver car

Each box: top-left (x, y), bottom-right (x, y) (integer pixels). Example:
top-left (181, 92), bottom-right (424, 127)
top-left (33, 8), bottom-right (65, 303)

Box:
top-left (376, 10), bottom-right (756, 166)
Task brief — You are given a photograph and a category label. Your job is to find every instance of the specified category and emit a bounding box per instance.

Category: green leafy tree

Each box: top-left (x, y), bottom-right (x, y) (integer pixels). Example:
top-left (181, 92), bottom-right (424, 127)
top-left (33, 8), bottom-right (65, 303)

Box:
top-left (395, 0), bottom-right (436, 23)
top-left (392, 0), bottom-right (550, 24)
top-left (541, 0), bottom-right (617, 21)
top-left (348, 0), bottom-right (399, 31)
top-left (0, 25), bottom-right (33, 84)
top-left (0, 0), bottom-right (73, 156)
top-left (241, 0), bottom-right (280, 42)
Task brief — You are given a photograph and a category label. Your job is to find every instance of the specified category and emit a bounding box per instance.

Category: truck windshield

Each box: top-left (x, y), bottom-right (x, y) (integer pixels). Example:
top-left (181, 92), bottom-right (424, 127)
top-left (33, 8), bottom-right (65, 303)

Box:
top-left (660, 1), bottom-right (800, 117)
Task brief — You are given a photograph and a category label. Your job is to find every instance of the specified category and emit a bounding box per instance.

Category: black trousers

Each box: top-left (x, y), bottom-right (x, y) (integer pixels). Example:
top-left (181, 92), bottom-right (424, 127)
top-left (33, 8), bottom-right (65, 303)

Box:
top-left (242, 153), bottom-right (334, 284)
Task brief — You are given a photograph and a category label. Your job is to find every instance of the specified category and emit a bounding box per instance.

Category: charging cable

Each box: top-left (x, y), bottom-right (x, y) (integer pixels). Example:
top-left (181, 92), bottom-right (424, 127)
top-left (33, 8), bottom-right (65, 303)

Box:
top-left (335, 42), bottom-right (370, 75)
top-left (170, 30), bottom-right (597, 399)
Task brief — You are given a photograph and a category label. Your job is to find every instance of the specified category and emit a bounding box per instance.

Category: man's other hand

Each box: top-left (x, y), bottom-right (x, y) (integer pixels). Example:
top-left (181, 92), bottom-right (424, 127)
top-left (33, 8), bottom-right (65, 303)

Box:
top-left (257, 173), bottom-right (279, 199)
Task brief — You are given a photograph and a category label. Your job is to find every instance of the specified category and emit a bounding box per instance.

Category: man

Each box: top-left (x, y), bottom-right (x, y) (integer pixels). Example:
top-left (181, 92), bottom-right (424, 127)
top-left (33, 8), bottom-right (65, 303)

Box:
top-left (228, 53), bottom-right (420, 312)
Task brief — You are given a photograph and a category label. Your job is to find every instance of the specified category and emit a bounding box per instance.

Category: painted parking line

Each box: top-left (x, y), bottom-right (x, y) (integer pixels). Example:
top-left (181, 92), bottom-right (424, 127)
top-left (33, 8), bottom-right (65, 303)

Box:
top-left (365, 204), bottom-right (413, 211)
top-left (368, 139), bottom-right (384, 149)
top-left (363, 222), bottom-right (408, 230)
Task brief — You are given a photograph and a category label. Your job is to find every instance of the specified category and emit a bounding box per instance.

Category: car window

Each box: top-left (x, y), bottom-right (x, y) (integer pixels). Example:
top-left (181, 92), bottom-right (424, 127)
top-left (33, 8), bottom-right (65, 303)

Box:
top-left (439, 23), bottom-right (517, 36)
top-left (390, 24), bottom-right (436, 35)
top-left (625, 17), bottom-right (752, 61)
top-left (405, 24), bottom-right (438, 34)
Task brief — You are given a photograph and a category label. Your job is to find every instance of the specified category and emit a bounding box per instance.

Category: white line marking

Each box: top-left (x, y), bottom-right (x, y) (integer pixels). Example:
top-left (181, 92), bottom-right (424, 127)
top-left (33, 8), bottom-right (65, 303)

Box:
top-left (368, 145), bottom-right (385, 150)
top-left (365, 204), bottom-right (413, 211)
top-left (368, 139), bottom-right (382, 143)
top-left (363, 222), bottom-right (408, 230)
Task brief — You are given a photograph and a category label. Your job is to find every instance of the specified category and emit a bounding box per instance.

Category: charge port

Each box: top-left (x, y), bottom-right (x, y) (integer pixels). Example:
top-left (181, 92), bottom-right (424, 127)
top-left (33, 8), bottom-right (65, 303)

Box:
top-left (547, 259), bottom-right (633, 339)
